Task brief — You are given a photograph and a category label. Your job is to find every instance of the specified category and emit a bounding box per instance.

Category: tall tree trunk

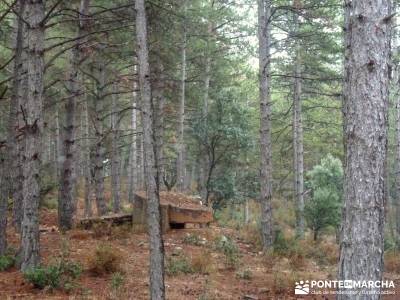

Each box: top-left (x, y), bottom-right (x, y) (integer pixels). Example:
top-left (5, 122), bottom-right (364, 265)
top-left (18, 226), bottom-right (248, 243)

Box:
top-left (338, 0), bottom-right (391, 298)
top-left (93, 63), bottom-right (107, 216)
top-left (200, 22), bottom-right (212, 203)
top-left (111, 83), bottom-right (121, 213)
top-left (393, 2), bottom-right (400, 244)
top-left (292, 0), bottom-right (304, 239)
top-left (9, 0), bottom-right (26, 232)
top-left (135, 0), bottom-right (165, 298)
top-left (58, 0), bottom-right (91, 230)
top-left (153, 61), bottom-right (165, 189)
top-left (0, 146), bottom-right (7, 255)
top-left (20, 0), bottom-right (45, 271)
top-left (55, 102), bottom-right (61, 178)
top-left (128, 87), bottom-right (138, 204)
top-left (396, 74), bottom-right (400, 243)
top-left (83, 98), bottom-right (93, 217)
top-left (176, 0), bottom-right (187, 192)
top-left (257, 0), bottom-right (273, 249)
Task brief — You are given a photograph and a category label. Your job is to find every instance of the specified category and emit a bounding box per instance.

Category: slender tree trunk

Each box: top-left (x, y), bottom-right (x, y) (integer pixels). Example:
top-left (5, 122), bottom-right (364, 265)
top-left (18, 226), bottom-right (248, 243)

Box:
top-left (93, 63), bottom-right (107, 216)
top-left (393, 3), bottom-right (400, 244)
top-left (396, 82), bottom-right (400, 242)
top-left (111, 83), bottom-right (121, 213)
top-left (9, 0), bottom-right (26, 232)
top-left (58, 0), bottom-right (91, 230)
top-left (292, 0), bottom-right (304, 239)
top-left (153, 61), bottom-right (165, 189)
top-left (135, 0), bottom-right (165, 298)
top-left (0, 147), bottom-right (7, 255)
top-left (20, 0), bottom-right (45, 271)
top-left (200, 23), bottom-right (212, 202)
top-left (83, 98), bottom-right (93, 217)
top-left (128, 88), bottom-right (138, 204)
top-left (55, 102), bottom-right (61, 178)
top-left (338, 0), bottom-right (391, 298)
top-left (257, 0), bottom-right (273, 249)
top-left (176, 0), bottom-right (187, 192)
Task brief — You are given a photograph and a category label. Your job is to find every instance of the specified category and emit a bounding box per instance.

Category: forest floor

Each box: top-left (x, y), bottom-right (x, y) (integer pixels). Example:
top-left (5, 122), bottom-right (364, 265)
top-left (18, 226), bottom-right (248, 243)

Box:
top-left (0, 201), bottom-right (399, 299)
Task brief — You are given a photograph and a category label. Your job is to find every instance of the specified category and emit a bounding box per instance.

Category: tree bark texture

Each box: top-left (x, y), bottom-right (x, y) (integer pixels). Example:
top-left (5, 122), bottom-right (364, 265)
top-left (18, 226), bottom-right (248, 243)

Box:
top-left (257, 0), bottom-right (274, 249)
top-left (20, 0), bottom-right (45, 271)
top-left (135, 0), bottom-right (165, 298)
top-left (176, 1), bottom-right (187, 192)
top-left (338, 0), bottom-right (391, 298)
top-left (93, 62), bottom-right (107, 216)
top-left (9, 0), bottom-right (27, 232)
top-left (111, 83), bottom-right (121, 213)
top-left (58, 0), bottom-right (91, 231)
top-left (292, 0), bottom-right (305, 239)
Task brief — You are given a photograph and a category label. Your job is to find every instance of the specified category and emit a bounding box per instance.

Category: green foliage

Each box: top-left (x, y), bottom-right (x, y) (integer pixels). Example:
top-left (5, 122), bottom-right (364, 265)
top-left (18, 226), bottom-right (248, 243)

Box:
top-left (165, 255), bottom-right (193, 276)
top-left (305, 154), bottom-right (343, 240)
top-left (0, 255), bottom-right (14, 271)
top-left (88, 243), bottom-right (123, 275)
top-left (110, 272), bottom-right (125, 291)
top-left (24, 239), bottom-right (82, 290)
top-left (182, 233), bottom-right (203, 246)
top-left (23, 259), bottom-right (82, 290)
top-left (214, 235), bottom-right (240, 268)
top-left (236, 268), bottom-right (252, 280)
top-left (24, 265), bottom-right (62, 289)
top-left (273, 229), bottom-right (302, 257)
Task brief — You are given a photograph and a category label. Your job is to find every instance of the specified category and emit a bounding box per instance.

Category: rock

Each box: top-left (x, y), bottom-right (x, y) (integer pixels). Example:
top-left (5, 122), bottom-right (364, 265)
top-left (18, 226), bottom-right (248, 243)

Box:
top-left (243, 295), bottom-right (258, 300)
top-left (258, 288), bottom-right (269, 294)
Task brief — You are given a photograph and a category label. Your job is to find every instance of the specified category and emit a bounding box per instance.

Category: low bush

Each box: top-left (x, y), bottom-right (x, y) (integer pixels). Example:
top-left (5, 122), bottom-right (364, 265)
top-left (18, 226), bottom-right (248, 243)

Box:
top-left (23, 259), bottom-right (81, 290)
top-left (88, 243), bottom-right (123, 275)
top-left (191, 251), bottom-right (214, 274)
top-left (236, 268), bottom-right (252, 280)
top-left (214, 235), bottom-right (240, 268)
top-left (0, 255), bottom-right (15, 271)
top-left (182, 233), bottom-right (203, 246)
top-left (273, 271), bottom-right (294, 295)
top-left (110, 272), bottom-right (125, 290)
top-left (165, 255), bottom-right (193, 276)
top-left (24, 265), bottom-right (61, 289)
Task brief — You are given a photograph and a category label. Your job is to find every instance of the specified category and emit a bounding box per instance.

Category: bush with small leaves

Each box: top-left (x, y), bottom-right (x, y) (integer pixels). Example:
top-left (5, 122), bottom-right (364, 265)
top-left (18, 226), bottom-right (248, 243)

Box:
top-left (23, 259), bottom-right (82, 290)
top-left (24, 265), bottom-right (62, 289)
top-left (165, 255), bottom-right (193, 276)
top-left (214, 235), bottom-right (240, 268)
top-left (110, 272), bottom-right (125, 291)
top-left (88, 243), bottom-right (123, 275)
top-left (191, 251), bottom-right (214, 274)
top-left (236, 268), bottom-right (252, 280)
top-left (0, 255), bottom-right (15, 271)
top-left (182, 233), bottom-right (203, 246)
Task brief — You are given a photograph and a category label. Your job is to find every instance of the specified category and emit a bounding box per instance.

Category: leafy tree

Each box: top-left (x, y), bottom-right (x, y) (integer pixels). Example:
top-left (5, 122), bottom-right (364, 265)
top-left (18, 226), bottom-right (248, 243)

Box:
top-left (305, 154), bottom-right (343, 240)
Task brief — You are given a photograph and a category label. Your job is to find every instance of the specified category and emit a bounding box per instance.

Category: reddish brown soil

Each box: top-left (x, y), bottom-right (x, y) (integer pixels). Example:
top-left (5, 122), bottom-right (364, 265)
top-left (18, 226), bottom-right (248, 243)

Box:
top-left (0, 208), bottom-right (399, 299)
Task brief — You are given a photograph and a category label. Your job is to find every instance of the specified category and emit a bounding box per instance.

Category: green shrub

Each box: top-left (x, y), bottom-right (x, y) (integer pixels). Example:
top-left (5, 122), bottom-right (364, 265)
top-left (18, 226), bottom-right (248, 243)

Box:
top-left (236, 268), bottom-right (252, 280)
top-left (273, 229), bottom-right (301, 257)
top-left (110, 272), bottom-right (125, 291)
top-left (0, 255), bottom-right (15, 271)
top-left (214, 235), bottom-right (240, 268)
top-left (165, 255), bottom-right (193, 276)
top-left (182, 233), bottom-right (203, 246)
top-left (88, 243), bottom-right (123, 275)
top-left (24, 265), bottom-right (61, 289)
top-left (305, 154), bottom-right (343, 240)
top-left (23, 260), bottom-right (82, 290)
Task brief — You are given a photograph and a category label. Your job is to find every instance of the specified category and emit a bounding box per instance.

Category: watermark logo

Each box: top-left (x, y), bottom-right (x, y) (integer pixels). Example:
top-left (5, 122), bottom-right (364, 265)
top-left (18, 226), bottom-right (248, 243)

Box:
top-left (295, 280), bottom-right (310, 295)
top-left (294, 279), bottom-right (395, 296)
